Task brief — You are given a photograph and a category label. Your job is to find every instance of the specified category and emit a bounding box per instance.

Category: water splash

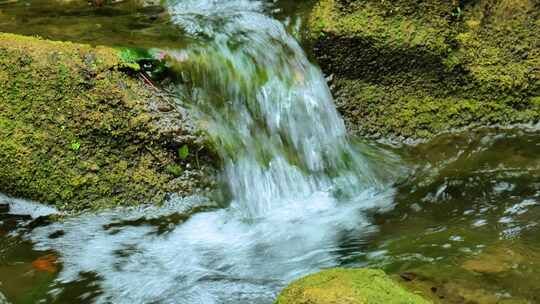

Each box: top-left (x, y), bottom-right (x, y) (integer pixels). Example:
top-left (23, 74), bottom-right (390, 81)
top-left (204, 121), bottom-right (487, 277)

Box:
top-left (0, 193), bottom-right (58, 218)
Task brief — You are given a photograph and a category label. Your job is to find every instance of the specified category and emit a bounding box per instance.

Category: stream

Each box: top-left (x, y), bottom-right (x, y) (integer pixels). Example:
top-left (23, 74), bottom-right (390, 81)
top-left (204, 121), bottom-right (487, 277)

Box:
top-left (1, 0), bottom-right (540, 303)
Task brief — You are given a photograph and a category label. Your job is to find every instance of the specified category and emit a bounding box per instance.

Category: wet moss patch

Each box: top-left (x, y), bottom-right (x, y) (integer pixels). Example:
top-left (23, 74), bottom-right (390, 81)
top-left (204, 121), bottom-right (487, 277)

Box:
top-left (0, 33), bottom-right (215, 211)
top-left (276, 268), bottom-right (432, 304)
top-left (308, 0), bottom-right (540, 140)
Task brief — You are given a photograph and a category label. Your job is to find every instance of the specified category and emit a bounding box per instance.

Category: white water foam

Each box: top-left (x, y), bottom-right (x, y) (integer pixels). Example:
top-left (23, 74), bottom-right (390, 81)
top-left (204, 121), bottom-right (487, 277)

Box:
top-left (0, 193), bottom-right (58, 218)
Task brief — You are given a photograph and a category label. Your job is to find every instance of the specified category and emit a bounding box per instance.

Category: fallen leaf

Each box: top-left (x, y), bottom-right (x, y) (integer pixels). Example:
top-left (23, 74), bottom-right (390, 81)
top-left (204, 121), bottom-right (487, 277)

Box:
top-left (32, 254), bottom-right (58, 273)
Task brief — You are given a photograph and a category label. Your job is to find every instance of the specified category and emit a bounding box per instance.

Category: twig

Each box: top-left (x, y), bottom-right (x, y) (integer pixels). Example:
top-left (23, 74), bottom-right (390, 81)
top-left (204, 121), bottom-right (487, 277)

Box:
top-left (139, 72), bottom-right (159, 91)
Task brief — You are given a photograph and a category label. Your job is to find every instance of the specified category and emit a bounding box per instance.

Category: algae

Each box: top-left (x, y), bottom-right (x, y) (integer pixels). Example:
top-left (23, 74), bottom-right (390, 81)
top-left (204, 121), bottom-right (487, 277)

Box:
top-left (275, 268), bottom-right (432, 304)
top-left (0, 33), bottom-right (215, 211)
top-left (308, 0), bottom-right (540, 140)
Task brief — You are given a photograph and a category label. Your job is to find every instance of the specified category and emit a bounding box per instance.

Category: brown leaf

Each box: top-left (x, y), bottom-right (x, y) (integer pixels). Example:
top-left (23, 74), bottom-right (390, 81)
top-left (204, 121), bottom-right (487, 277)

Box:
top-left (32, 254), bottom-right (58, 273)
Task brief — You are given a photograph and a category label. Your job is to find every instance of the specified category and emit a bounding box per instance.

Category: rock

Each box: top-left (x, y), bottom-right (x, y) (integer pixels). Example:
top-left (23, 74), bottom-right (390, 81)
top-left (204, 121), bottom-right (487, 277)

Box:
top-left (395, 243), bottom-right (540, 304)
top-left (307, 0), bottom-right (540, 141)
top-left (460, 243), bottom-right (540, 275)
top-left (157, 102), bottom-right (174, 112)
top-left (48, 230), bottom-right (65, 239)
top-left (88, 164), bottom-right (100, 172)
top-left (91, 0), bottom-right (106, 7)
top-left (400, 272), bottom-right (417, 282)
top-left (275, 268), bottom-right (432, 304)
top-left (461, 247), bottom-right (521, 274)
top-left (0, 204), bottom-right (9, 213)
top-left (0, 33), bottom-right (216, 211)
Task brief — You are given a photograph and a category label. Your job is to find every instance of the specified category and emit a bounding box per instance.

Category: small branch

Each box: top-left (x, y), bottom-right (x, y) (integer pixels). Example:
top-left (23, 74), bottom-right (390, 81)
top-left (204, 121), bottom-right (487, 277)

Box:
top-left (139, 72), bottom-right (159, 91)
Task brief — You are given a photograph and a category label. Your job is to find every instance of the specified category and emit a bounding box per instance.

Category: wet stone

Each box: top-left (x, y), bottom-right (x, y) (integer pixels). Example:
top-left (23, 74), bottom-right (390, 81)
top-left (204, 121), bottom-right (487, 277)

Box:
top-left (48, 230), bottom-right (65, 239)
top-left (0, 204), bottom-right (9, 213)
top-left (25, 216), bottom-right (54, 230)
top-left (461, 246), bottom-right (524, 274)
top-left (400, 272), bottom-right (417, 282)
top-left (157, 102), bottom-right (174, 112)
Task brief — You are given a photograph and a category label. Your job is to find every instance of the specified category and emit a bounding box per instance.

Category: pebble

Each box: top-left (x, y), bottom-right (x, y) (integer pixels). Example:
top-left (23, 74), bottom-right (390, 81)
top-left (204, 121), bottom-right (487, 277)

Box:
top-left (157, 103), bottom-right (174, 112)
top-left (399, 272), bottom-right (417, 281)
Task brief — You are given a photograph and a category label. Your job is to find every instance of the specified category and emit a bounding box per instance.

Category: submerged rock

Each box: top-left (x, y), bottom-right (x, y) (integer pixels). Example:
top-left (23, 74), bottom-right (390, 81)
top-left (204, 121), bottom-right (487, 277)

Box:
top-left (307, 0), bottom-right (540, 141)
top-left (394, 241), bottom-right (540, 304)
top-left (462, 246), bottom-right (524, 274)
top-left (0, 33), bottom-right (216, 211)
top-left (275, 268), bottom-right (432, 304)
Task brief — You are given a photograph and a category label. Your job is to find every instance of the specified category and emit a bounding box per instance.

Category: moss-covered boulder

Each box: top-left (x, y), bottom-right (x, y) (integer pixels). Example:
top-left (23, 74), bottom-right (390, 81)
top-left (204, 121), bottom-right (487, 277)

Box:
top-left (0, 33), bottom-right (215, 211)
top-left (308, 0), bottom-right (540, 140)
top-left (275, 268), bottom-right (432, 304)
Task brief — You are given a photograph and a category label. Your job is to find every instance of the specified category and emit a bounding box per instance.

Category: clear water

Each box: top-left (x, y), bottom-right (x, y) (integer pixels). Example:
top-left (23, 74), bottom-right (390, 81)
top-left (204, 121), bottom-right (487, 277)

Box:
top-left (1, 0), bottom-right (540, 303)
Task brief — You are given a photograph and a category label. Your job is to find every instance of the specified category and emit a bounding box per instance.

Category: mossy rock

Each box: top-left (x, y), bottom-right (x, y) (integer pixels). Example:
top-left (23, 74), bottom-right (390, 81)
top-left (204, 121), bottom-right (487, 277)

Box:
top-left (0, 33), bottom-right (215, 211)
top-left (308, 0), bottom-right (540, 141)
top-left (275, 268), bottom-right (432, 304)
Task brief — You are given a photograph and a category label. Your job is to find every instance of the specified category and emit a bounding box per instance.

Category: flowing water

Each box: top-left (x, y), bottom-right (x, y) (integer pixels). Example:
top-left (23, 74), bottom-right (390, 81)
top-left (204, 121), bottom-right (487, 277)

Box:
top-left (1, 0), bottom-right (540, 303)
top-left (2, 0), bottom-right (400, 302)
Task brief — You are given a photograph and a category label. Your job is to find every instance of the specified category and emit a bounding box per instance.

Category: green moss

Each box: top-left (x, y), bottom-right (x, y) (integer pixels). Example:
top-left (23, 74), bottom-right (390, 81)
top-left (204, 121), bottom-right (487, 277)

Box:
top-left (308, 0), bottom-right (540, 140)
top-left (309, 0), bottom-right (454, 55)
top-left (165, 164), bottom-right (183, 177)
top-left (275, 268), bottom-right (432, 304)
top-left (334, 79), bottom-right (540, 139)
top-left (117, 47), bottom-right (158, 71)
top-left (177, 145), bottom-right (190, 160)
top-left (0, 33), bottom-right (214, 211)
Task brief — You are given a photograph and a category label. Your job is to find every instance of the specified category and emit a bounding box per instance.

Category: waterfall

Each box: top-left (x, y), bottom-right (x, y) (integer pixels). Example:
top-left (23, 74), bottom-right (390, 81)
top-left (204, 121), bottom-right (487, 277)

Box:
top-left (23, 1), bottom-right (402, 303)
top-left (163, 0), bottom-right (389, 218)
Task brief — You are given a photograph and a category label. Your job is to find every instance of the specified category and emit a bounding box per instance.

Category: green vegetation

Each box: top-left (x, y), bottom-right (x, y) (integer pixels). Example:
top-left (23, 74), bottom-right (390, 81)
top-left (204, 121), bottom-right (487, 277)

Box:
top-left (275, 268), bottom-right (432, 304)
top-left (178, 145), bottom-right (190, 160)
top-left (308, 0), bottom-right (540, 140)
top-left (0, 33), bottom-right (215, 211)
